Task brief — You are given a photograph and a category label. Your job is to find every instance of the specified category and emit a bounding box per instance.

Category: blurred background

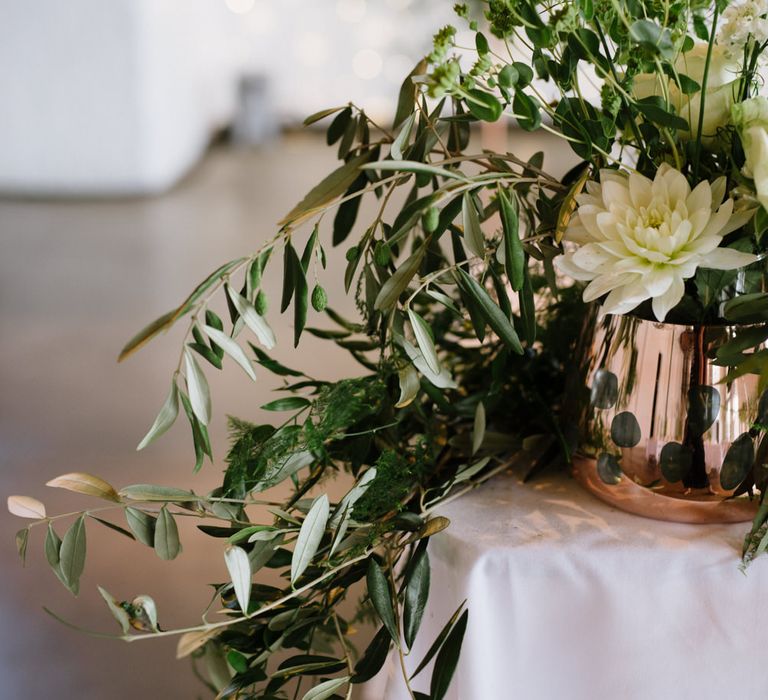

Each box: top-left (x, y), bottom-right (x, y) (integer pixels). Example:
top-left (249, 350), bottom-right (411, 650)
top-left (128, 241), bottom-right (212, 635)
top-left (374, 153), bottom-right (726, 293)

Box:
top-left (0, 1), bottom-right (574, 697)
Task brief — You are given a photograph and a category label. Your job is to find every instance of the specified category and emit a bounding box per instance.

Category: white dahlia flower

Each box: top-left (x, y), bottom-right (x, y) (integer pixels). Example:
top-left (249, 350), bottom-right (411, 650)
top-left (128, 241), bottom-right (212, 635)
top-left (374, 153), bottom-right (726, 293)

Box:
top-left (555, 165), bottom-right (756, 321)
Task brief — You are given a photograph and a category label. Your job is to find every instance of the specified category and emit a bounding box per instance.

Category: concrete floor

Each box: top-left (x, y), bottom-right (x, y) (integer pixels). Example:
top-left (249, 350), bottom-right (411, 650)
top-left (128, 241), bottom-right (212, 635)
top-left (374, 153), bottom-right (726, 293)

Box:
top-left (0, 131), bottom-right (575, 699)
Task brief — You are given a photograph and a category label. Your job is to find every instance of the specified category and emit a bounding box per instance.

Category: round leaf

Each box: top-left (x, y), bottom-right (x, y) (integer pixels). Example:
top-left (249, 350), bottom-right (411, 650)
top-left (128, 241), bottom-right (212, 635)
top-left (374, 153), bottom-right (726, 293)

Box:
top-left (596, 453), bottom-right (621, 485)
top-left (720, 433), bottom-right (754, 491)
top-left (610, 412), bottom-right (641, 448)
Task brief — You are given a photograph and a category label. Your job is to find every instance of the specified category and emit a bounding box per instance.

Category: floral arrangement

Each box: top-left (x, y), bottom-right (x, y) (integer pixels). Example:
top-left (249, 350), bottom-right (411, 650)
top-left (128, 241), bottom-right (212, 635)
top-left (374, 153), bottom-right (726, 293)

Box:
top-left (9, 0), bottom-right (768, 697)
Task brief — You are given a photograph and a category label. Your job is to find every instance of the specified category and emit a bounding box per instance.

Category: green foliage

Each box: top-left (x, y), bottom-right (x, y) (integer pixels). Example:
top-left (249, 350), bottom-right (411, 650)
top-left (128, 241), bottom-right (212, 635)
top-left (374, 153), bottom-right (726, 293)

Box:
top-left (14, 2), bottom-right (768, 698)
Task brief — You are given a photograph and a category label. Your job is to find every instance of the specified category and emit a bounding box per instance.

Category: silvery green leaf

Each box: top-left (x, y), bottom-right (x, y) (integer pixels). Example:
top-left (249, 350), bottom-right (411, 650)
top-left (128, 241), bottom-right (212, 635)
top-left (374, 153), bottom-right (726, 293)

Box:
top-left (330, 468), bottom-right (378, 528)
top-left (395, 364), bottom-right (420, 408)
top-left (391, 113), bottom-right (415, 160)
top-left (202, 324), bottom-right (257, 380)
top-left (472, 401), bottom-right (486, 455)
top-left (120, 484), bottom-right (197, 502)
top-left (374, 244), bottom-right (427, 311)
top-left (154, 506), bottom-right (181, 560)
top-left (137, 381), bottom-right (179, 450)
top-left (302, 676), bottom-right (350, 700)
top-left (125, 507), bottom-right (157, 546)
top-left (249, 532), bottom-right (284, 574)
top-left (248, 528), bottom-right (287, 542)
top-left (291, 494), bottom-right (330, 585)
top-left (59, 515), bottom-right (87, 595)
top-left (46, 472), bottom-right (120, 502)
top-left (362, 160), bottom-right (468, 182)
top-left (7, 495), bottom-right (46, 519)
top-left (426, 289), bottom-right (460, 314)
top-left (224, 545), bottom-right (252, 615)
top-left (97, 586), bottom-right (131, 634)
top-left (454, 457), bottom-right (491, 485)
top-left (130, 594), bottom-right (159, 632)
top-left (400, 338), bottom-right (457, 389)
top-left (184, 350), bottom-right (211, 426)
top-left (329, 505), bottom-right (351, 559)
top-left (462, 192), bottom-right (485, 258)
top-left (408, 308), bottom-right (440, 374)
top-left (227, 286), bottom-right (276, 350)
top-left (255, 450), bottom-right (315, 491)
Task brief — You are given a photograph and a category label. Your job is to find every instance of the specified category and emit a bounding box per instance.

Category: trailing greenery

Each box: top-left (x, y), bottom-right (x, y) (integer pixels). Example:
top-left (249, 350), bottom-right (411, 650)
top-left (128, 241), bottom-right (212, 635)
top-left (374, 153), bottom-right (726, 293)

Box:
top-left (10, 0), bottom-right (768, 697)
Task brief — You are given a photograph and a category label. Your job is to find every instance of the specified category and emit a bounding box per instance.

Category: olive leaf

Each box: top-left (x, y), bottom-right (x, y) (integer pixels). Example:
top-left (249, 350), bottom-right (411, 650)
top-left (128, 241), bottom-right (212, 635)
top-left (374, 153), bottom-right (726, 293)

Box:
top-left (290, 494), bottom-right (330, 585)
top-left (366, 559), bottom-right (400, 647)
top-left (184, 350), bottom-right (211, 426)
top-left (136, 380), bottom-right (179, 450)
top-left (59, 515), bottom-right (87, 595)
top-left (224, 545), bottom-right (252, 614)
top-left (154, 506), bottom-right (181, 561)
top-left (46, 472), bottom-right (120, 502)
top-left (202, 325), bottom-right (258, 381)
top-left (7, 495), bottom-right (46, 519)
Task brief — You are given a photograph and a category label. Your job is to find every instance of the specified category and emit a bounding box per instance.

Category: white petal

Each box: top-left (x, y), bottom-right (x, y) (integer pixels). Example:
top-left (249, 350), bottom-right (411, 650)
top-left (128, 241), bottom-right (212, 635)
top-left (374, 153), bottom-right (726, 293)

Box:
top-left (652, 275), bottom-right (685, 321)
top-left (601, 278), bottom-right (648, 315)
top-left (710, 176), bottom-right (727, 209)
top-left (642, 267), bottom-right (675, 297)
top-left (554, 253), bottom-right (596, 281)
top-left (701, 247), bottom-right (758, 270)
top-left (583, 272), bottom-right (638, 302)
top-left (685, 181), bottom-right (711, 217)
top-left (601, 179), bottom-right (632, 209)
top-left (628, 173), bottom-right (653, 208)
top-left (698, 198), bottom-right (733, 239)
top-left (572, 243), bottom-right (616, 272)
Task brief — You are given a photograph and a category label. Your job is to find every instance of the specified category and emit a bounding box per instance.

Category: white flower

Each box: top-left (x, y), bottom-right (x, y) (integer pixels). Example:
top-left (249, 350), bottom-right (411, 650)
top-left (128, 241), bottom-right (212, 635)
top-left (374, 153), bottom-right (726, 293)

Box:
top-left (555, 165), bottom-right (756, 321)
top-left (732, 97), bottom-right (768, 211)
top-left (719, 0), bottom-right (768, 57)
top-left (633, 42), bottom-right (741, 143)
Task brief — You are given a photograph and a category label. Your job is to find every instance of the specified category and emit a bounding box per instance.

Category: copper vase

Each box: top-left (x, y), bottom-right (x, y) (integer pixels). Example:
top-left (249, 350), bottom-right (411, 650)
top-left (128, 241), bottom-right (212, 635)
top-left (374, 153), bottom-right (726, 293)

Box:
top-left (572, 311), bottom-right (767, 523)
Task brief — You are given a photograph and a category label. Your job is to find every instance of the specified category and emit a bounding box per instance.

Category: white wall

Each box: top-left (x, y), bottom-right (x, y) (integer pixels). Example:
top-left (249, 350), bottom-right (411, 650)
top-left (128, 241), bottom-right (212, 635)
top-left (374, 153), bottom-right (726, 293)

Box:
top-left (0, 0), bottom-right (238, 195)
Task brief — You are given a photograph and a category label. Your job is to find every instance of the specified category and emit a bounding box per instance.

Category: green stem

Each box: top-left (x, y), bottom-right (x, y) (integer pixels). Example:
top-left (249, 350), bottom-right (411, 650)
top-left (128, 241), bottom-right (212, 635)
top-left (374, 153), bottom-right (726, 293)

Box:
top-left (692, 5), bottom-right (720, 182)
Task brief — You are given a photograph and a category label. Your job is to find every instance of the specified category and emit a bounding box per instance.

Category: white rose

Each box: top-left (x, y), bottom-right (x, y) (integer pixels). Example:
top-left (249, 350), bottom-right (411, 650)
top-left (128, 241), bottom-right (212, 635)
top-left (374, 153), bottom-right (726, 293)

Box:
top-left (732, 96), bottom-right (768, 211)
top-left (633, 42), bottom-right (741, 143)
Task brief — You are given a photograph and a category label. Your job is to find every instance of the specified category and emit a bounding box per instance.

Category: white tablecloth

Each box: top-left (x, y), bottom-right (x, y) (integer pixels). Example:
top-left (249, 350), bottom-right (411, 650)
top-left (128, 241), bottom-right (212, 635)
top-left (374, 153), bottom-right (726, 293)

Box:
top-left (378, 472), bottom-right (768, 700)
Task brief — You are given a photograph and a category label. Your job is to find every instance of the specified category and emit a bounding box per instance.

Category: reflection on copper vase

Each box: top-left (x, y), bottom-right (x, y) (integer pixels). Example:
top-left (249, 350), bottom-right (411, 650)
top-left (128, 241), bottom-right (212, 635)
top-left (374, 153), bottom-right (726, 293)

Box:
top-left (572, 312), bottom-right (767, 523)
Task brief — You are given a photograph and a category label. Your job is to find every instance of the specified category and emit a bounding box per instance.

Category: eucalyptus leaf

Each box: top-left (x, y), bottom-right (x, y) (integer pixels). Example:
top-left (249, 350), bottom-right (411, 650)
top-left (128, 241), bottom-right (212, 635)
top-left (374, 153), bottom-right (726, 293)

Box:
top-left (720, 433), bottom-right (754, 491)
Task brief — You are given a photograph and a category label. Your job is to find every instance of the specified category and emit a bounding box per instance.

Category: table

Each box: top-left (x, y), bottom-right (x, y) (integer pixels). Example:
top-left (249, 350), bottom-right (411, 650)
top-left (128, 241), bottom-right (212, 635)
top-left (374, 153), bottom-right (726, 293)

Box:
top-left (374, 471), bottom-right (768, 700)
